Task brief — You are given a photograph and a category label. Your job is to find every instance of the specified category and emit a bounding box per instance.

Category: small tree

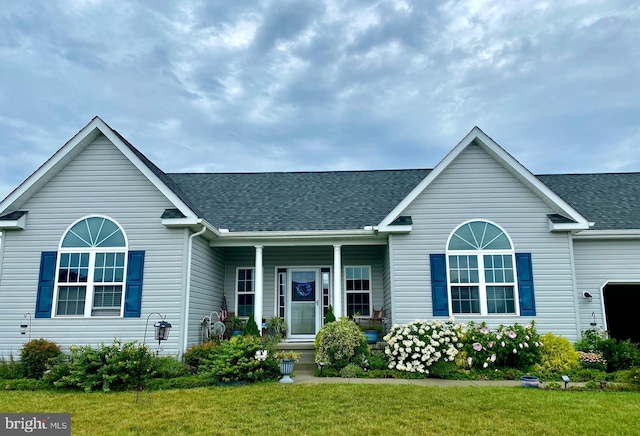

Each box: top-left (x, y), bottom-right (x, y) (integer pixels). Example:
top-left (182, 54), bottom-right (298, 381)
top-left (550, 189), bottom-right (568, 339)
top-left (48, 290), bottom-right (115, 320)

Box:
top-left (324, 305), bottom-right (336, 324)
top-left (244, 315), bottom-right (261, 337)
top-left (315, 317), bottom-right (369, 370)
top-left (20, 338), bottom-right (62, 379)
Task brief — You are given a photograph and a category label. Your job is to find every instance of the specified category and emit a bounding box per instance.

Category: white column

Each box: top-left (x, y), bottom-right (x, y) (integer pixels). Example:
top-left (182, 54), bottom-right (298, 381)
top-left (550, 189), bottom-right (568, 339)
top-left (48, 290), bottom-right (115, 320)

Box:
top-left (254, 245), bottom-right (264, 329)
top-left (333, 244), bottom-right (342, 318)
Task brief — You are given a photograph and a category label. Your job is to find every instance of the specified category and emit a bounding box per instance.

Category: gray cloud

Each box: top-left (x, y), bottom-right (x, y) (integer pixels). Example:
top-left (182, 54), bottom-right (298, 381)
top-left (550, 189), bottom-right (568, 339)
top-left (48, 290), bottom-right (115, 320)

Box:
top-left (1, 0), bottom-right (639, 201)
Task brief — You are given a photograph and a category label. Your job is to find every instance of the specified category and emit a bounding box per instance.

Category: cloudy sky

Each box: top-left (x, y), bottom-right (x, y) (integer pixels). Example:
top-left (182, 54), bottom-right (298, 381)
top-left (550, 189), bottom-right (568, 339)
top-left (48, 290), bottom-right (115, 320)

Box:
top-left (0, 0), bottom-right (638, 201)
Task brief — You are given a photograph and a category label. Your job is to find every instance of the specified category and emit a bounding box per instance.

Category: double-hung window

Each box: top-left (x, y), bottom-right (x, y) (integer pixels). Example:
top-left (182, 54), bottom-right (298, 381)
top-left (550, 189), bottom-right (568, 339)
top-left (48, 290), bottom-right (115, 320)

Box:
top-left (345, 266), bottom-right (371, 317)
top-left (236, 268), bottom-right (255, 317)
top-left (55, 216), bottom-right (127, 317)
top-left (447, 221), bottom-right (517, 315)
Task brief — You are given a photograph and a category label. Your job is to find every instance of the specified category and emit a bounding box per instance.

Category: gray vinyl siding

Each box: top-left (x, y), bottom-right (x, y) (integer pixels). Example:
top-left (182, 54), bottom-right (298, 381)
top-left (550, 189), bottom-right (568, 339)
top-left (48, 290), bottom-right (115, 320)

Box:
top-left (389, 144), bottom-right (580, 339)
top-left (223, 245), bottom-right (385, 320)
top-left (0, 134), bottom-right (188, 358)
top-left (573, 238), bottom-right (640, 334)
top-left (186, 238), bottom-right (225, 349)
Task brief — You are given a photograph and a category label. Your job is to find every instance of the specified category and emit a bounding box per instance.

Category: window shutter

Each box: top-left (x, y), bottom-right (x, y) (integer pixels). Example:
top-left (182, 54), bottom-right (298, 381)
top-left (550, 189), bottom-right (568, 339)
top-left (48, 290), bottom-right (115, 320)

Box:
top-left (124, 250), bottom-right (145, 318)
top-left (516, 253), bottom-right (536, 316)
top-left (35, 251), bottom-right (57, 318)
top-left (430, 253), bottom-right (449, 316)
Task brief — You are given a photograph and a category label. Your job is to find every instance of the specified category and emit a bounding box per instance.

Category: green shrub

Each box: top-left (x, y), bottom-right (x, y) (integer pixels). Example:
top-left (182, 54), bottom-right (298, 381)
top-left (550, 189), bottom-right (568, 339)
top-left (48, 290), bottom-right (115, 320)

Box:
top-left (2, 378), bottom-right (48, 391)
top-left (324, 305), bottom-right (336, 324)
top-left (619, 367), bottom-right (640, 391)
top-left (429, 360), bottom-right (458, 379)
top-left (244, 316), bottom-right (261, 337)
top-left (183, 341), bottom-right (220, 373)
top-left (155, 356), bottom-right (189, 379)
top-left (51, 340), bottom-right (155, 392)
top-left (533, 333), bottom-right (580, 377)
top-left (367, 351), bottom-right (389, 370)
top-left (340, 363), bottom-right (365, 378)
top-left (20, 339), bottom-right (62, 379)
top-left (0, 354), bottom-right (22, 380)
top-left (199, 335), bottom-right (279, 383)
top-left (575, 330), bottom-right (640, 372)
top-left (493, 322), bottom-right (543, 370)
top-left (577, 351), bottom-right (607, 371)
top-left (545, 381), bottom-right (561, 390)
top-left (315, 317), bottom-right (369, 371)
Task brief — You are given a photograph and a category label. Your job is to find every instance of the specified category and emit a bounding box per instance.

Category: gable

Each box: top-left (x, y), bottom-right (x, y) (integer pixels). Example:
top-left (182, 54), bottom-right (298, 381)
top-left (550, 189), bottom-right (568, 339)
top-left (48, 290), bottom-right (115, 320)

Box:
top-left (379, 128), bottom-right (591, 232)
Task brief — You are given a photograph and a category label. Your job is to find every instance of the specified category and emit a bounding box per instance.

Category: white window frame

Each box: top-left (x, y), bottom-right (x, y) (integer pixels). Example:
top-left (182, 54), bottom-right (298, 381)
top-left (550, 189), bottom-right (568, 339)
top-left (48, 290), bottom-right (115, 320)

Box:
top-left (344, 265), bottom-right (372, 317)
top-left (53, 216), bottom-right (128, 318)
top-left (446, 220), bottom-right (519, 317)
top-left (235, 267), bottom-right (256, 318)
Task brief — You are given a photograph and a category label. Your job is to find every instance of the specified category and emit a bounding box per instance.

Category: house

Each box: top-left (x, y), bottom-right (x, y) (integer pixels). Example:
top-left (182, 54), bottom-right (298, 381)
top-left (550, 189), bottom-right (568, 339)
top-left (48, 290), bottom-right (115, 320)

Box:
top-left (1, 117), bottom-right (639, 358)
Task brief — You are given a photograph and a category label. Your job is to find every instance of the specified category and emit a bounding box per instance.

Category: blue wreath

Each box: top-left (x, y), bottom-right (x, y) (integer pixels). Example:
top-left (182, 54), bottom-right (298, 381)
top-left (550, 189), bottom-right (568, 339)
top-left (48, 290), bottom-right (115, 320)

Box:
top-left (295, 282), bottom-right (313, 298)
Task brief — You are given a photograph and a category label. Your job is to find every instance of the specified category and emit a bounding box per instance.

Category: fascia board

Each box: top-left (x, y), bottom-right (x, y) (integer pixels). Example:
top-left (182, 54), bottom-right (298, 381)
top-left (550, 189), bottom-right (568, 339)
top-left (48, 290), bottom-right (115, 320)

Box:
top-left (377, 224), bottom-right (412, 233)
top-left (549, 221), bottom-right (590, 232)
top-left (208, 229), bottom-right (386, 247)
top-left (379, 126), bottom-right (591, 230)
top-left (574, 229), bottom-right (640, 240)
top-left (0, 214), bottom-right (27, 230)
top-left (0, 117), bottom-right (102, 213)
top-left (95, 119), bottom-right (198, 220)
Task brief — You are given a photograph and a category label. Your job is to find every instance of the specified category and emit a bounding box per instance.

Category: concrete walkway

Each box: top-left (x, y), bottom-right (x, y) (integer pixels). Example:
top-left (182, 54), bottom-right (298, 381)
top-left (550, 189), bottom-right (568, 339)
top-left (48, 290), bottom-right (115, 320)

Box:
top-left (291, 370), bottom-right (584, 388)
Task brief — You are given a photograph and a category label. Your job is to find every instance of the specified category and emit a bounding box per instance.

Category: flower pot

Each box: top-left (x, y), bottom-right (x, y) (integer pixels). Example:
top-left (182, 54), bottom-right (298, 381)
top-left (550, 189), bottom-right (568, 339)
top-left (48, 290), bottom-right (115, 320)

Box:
top-left (520, 375), bottom-right (539, 388)
top-left (231, 330), bottom-right (243, 337)
top-left (279, 359), bottom-right (295, 384)
top-left (363, 329), bottom-right (380, 344)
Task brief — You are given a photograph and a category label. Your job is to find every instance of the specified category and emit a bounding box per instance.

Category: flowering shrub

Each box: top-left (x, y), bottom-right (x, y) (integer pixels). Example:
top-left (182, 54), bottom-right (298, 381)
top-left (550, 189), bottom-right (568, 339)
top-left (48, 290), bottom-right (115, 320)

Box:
top-left (575, 329), bottom-right (640, 372)
top-left (464, 321), bottom-right (542, 370)
top-left (315, 317), bottom-right (369, 370)
top-left (20, 339), bottom-right (62, 379)
top-left (384, 319), bottom-right (465, 374)
top-left (578, 351), bottom-right (607, 371)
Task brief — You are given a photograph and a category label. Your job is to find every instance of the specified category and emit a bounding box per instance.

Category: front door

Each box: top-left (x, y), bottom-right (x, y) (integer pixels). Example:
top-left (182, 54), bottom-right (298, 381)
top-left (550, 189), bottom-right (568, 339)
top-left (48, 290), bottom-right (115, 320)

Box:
top-left (288, 269), bottom-right (320, 340)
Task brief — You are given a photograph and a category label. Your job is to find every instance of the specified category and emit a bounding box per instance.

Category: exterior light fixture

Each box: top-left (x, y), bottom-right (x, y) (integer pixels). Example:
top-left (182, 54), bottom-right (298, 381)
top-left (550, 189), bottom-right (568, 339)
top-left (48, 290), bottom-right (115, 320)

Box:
top-left (20, 313), bottom-right (32, 341)
top-left (561, 375), bottom-right (570, 389)
top-left (583, 292), bottom-right (593, 302)
top-left (143, 312), bottom-right (172, 356)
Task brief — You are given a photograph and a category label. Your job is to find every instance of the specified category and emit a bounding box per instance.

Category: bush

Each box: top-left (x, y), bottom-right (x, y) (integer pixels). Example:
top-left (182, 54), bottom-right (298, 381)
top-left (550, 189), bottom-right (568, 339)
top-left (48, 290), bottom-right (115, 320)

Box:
top-left (324, 305), bottom-right (336, 324)
top-left (244, 316), bottom-right (261, 337)
top-left (183, 341), bottom-right (220, 373)
top-left (619, 367), bottom-right (640, 391)
top-left (367, 351), bottom-right (389, 370)
top-left (155, 356), bottom-right (189, 379)
top-left (340, 363), bottom-right (365, 378)
top-left (51, 340), bottom-right (155, 392)
top-left (575, 330), bottom-right (640, 372)
top-left (20, 339), bottom-right (62, 379)
top-left (0, 354), bottom-right (22, 380)
top-left (315, 317), bottom-right (369, 371)
top-left (533, 333), bottom-right (580, 376)
top-left (577, 351), bottom-right (607, 371)
top-left (199, 335), bottom-right (279, 383)
top-left (384, 318), bottom-right (465, 375)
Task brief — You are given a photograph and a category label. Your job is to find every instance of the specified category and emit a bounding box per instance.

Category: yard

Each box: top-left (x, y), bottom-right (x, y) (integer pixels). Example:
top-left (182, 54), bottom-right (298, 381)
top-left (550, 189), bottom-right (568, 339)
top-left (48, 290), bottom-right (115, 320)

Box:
top-left (2, 384), bottom-right (639, 435)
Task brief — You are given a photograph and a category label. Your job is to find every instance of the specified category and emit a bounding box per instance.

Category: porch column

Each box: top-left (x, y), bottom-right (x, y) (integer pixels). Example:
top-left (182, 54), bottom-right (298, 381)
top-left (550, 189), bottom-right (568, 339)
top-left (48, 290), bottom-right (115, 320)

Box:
top-left (333, 244), bottom-right (343, 318)
top-left (254, 245), bottom-right (264, 329)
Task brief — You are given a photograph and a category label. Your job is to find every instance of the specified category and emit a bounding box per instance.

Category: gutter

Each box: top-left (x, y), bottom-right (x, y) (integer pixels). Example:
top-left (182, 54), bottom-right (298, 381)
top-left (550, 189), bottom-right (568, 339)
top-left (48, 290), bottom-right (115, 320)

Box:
top-left (181, 223), bottom-right (207, 356)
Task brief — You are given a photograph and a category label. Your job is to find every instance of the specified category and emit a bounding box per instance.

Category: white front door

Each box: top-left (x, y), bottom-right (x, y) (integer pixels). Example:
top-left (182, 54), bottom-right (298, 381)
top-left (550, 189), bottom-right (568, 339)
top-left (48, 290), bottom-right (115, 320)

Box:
top-left (288, 269), bottom-right (320, 340)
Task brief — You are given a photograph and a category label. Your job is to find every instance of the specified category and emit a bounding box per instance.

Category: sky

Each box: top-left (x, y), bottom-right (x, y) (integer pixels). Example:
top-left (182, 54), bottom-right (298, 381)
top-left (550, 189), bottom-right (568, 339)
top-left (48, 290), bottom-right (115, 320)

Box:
top-left (0, 0), bottom-right (639, 202)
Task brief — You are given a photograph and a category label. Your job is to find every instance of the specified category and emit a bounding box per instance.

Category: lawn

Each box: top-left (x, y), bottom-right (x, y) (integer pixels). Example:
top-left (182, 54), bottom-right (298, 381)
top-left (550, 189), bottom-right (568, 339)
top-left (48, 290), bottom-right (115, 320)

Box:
top-left (1, 384), bottom-right (639, 435)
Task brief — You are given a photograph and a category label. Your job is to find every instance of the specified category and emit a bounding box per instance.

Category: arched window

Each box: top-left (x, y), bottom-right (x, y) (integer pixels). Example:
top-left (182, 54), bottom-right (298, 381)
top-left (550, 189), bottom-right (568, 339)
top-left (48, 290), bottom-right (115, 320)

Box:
top-left (54, 216), bottom-right (128, 317)
top-left (446, 220), bottom-right (518, 315)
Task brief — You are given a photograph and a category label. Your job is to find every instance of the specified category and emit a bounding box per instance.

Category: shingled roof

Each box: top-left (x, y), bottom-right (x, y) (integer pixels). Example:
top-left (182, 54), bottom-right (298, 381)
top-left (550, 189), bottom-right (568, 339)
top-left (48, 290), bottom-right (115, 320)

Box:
top-left (539, 173), bottom-right (640, 231)
top-left (162, 170), bottom-right (640, 233)
top-left (167, 170), bottom-right (430, 232)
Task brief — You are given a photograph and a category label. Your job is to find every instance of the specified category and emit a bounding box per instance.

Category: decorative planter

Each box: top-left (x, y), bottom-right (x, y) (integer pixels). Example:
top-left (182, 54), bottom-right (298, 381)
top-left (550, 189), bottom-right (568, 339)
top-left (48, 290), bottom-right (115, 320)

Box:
top-left (520, 375), bottom-right (540, 388)
top-left (363, 329), bottom-right (380, 344)
top-left (279, 359), bottom-right (295, 384)
top-left (231, 330), bottom-right (243, 337)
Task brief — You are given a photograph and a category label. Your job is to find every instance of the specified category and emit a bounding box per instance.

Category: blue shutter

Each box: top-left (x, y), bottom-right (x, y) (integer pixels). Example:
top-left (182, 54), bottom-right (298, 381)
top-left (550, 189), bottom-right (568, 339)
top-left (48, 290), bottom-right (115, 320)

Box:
top-left (516, 253), bottom-right (536, 316)
top-left (35, 251), bottom-right (57, 318)
top-left (124, 250), bottom-right (145, 318)
top-left (430, 253), bottom-right (449, 316)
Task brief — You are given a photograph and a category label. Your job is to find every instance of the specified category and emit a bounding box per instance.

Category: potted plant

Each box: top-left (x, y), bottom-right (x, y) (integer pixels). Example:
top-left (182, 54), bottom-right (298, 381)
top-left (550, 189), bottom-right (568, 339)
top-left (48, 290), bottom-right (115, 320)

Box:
top-left (274, 350), bottom-right (300, 383)
top-left (360, 325), bottom-right (383, 344)
top-left (266, 317), bottom-right (288, 342)
top-left (230, 316), bottom-right (244, 337)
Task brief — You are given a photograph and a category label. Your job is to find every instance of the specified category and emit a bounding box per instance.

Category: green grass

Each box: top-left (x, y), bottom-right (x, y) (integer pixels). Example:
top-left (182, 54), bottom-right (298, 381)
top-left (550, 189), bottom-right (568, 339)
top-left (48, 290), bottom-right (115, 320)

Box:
top-left (1, 384), bottom-right (639, 435)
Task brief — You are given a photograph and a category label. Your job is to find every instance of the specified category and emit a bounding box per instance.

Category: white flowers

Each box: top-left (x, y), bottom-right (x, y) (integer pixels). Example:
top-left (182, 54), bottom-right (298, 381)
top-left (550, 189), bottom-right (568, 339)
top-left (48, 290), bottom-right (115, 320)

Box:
top-left (254, 350), bottom-right (268, 362)
top-left (384, 319), bottom-right (466, 374)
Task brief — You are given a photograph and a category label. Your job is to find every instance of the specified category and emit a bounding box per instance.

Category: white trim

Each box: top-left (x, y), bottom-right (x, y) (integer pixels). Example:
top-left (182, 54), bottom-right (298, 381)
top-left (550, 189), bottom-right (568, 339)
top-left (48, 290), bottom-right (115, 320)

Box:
top-left (344, 265), bottom-right (373, 317)
top-left (378, 127), bottom-right (591, 230)
top-left (333, 245), bottom-right (343, 318)
top-left (254, 245), bottom-right (264, 330)
top-left (235, 266), bottom-right (256, 318)
top-left (0, 117), bottom-right (199, 220)
top-left (0, 214), bottom-right (27, 230)
top-left (574, 230), bottom-right (640, 240)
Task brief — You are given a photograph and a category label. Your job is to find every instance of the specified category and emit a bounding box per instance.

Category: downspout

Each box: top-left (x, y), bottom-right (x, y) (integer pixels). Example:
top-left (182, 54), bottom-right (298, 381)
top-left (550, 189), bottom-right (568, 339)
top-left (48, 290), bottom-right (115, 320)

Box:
top-left (567, 232), bottom-right (582, 341)
top-left (181, 224), bottom-right (207, 356)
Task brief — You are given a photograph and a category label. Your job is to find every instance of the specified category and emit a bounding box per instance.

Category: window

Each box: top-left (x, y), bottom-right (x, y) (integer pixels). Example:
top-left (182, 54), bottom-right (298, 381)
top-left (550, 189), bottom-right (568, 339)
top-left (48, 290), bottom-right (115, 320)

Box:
top-left (345, 266), bottom-right (371, 317)
top-left (54, 216), bottom-right (127, 317)
top-left (236, 268), bottom-right (255, 317)
top-left (447, 221), bottom-right (517, 315)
